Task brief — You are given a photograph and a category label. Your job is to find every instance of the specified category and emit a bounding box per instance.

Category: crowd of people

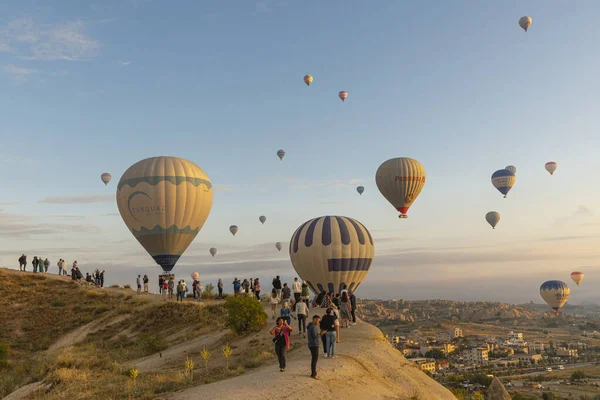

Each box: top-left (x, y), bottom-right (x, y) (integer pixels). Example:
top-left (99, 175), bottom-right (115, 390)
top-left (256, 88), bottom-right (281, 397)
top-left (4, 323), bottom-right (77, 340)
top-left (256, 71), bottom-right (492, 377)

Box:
top-left (17, 254), bottom-right (105, 287)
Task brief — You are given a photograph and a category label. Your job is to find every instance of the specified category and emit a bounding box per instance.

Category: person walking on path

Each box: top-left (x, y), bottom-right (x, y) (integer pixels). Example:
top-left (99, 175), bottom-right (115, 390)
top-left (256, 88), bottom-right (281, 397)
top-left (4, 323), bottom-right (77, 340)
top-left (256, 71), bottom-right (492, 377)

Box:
top-left (301, 280), bottom-right (310, 310)
top-left (270, 317), bottom-right (293, 372)
top-left (280, 301), bottom-right (294, 325)
top-left (320, 308), bottom-right (337, 358)
top-left (217, 278), bottom-right (224, 298)
top-left (349, 291), bottom-right (357, 325)
top-left (143, 275), bottom-right (149, 294)
top-left (269, 289), bottom-right (280, 319)
top-left (292, 277), bottom-right (302, 303)
top-left (281, 283), bottom-right (291, 301)
top-left (136, 275), bottom-right (142, 294)
top-left (296, 298), bottom-right (309, 337)
top-left (307, 315), bottom-right (321, 379)
top-left (254, 278), bottom-right (261, 300)
top-left (272, 275), bottom-right (282, 298)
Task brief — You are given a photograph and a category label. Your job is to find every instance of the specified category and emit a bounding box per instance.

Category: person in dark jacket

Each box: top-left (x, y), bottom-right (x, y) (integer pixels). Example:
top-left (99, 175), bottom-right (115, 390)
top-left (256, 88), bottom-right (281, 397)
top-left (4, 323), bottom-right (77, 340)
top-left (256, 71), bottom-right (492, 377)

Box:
top-left (319, 308), bottom-right (337, 358)
top-left (159, 276), bottom-right (164, 294)
top-left (307, 315), bottom-right (321, 379)
top-left (100, 270), bottom-right (105, 287)
top-left (281, 283), bottom-right (291, 301)
top-left (272, 275), bottom-right (282, 298)
top-left (349, 290), bottom-right (357, 325)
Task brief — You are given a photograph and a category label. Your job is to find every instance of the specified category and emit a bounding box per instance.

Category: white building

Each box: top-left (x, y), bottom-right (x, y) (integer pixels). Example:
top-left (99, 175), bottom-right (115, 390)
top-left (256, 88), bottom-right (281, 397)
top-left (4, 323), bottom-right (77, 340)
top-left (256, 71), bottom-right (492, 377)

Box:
top-left (462, 347), bottom-right (489, 365)
top-left (506, 331), bottom-right (526, 347)
top-left (450, 327), bottom-right (463, 339)
top-left (529, 342), bottom-right (545, 353)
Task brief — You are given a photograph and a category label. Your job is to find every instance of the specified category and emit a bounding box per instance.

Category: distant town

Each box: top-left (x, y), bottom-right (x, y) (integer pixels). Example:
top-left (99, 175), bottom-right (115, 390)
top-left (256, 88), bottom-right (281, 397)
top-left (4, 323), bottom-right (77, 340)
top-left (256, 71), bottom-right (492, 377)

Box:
top-left (357, 298), bottom-right (600, 398)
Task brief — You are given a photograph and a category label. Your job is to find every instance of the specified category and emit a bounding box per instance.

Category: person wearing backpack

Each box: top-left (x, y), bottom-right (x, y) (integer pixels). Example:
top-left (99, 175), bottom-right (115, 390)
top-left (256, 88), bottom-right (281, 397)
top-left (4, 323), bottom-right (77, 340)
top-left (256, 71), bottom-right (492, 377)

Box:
top-left (143, 275), bottom-right (149, 294)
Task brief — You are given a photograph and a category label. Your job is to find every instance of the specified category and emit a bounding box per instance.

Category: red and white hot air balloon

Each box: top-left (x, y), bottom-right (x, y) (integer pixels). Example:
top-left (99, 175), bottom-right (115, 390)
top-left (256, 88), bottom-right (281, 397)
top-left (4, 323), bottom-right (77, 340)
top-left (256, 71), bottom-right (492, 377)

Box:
top-left (376, 157), bottom-right (426, 219)
top-left (545, 162), bottom-right (557, 175)
top-left (338, 91), bottom-right (348, 102)
top-left (570, 271), bottom-right (584, 286)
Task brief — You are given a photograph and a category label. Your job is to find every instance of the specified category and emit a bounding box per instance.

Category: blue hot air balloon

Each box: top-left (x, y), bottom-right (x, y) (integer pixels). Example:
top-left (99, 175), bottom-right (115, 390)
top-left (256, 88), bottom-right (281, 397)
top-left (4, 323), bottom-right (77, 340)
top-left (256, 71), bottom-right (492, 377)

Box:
top-left (540, 280), bottom-right (570, 313)
top-left (491, 169), bottom-right (516, 198)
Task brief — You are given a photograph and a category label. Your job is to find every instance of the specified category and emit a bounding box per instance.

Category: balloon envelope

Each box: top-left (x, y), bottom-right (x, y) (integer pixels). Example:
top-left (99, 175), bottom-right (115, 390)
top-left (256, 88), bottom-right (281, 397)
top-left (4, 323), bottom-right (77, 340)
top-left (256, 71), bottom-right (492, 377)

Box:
top-left (356, 186), bottom-right (364, 195)
top-left (259, 215), bottom-right (266, 224)
top-left (505, 165), bottom-right (517, 175)
top-left (519, 16), bottom-right (532, 31)
top-left (101, 173), bottom-right (112, 186)
top-left (485, 211), bottom-right (500, 229)
top-left (289, 216), bottom-right (374, 295)
top-left (277, 150), bottom-right (285, 160)
top-left (191, 272), bottom-right (199, 280)
top-left (209, 247), bottom-right (217, 257)
top-left (303, 75), bottom-right (313, 86)
top-left (570, 271), bottom-right (584, 286)
top-left (376, 157), bottom-right (426, 218)
top-left (540, 280), bottom-right (570, 312)
top-left (230, 225), bottom-right (238, 236)
top-left (338, 91), bottom-right (348, 102)
top-left (545, 162), bottom-right (557, 175)
top-left (116, 156), bottom-right (213, 272)
top-left (491, 169), bottom-right (516, 197)
top-left (275, 242), bottom-right (282, 251)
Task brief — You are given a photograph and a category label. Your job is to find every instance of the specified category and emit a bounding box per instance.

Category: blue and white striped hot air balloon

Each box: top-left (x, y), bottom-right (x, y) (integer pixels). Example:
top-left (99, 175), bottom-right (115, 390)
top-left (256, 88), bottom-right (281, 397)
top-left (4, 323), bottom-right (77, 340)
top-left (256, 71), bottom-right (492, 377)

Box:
top-left (540, 280), bottom-right (570, 313)
top-left (491, 169), bottom-right (516, 198)
top-left (289, 216), bottom-right (374, 295)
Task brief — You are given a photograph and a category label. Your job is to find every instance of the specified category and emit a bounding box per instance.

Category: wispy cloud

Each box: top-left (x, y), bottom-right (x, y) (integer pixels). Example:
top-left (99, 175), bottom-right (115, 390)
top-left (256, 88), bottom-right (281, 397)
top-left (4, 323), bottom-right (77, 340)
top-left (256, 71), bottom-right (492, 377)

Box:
top-left (0, 211), bottom-right (101, 238)
top-left (0, 202), bottom-right (18, 206)
top-left (0, 152), bottom-right (36, 165)
top-left (3, 64), bottom-right (38, 84)
top-left (554, 205), bottom-right (594, 228)
top-left (0, 43), bottom-right (10, 52)
top-left (255, 1), bottom-right (273, 13)
top-left (119, 60), bottom-right (131, 66)
top-left (0, 17), bottom-right (99, 61)
top-left (39, 194), bottom-right (113, 204)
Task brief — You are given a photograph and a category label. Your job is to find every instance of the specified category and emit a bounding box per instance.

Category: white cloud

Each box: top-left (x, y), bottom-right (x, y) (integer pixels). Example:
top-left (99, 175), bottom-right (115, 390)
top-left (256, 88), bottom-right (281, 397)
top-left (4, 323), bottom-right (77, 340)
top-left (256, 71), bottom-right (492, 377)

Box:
top-left (0, 152), bottom-right (36, 164)
top-left (39, 194), bottom-right (114, 204)
top-left (3, 64), bottom-right (38, 84)
top-left (255, 1), bottom-right (272, 13)
top-left (1, 17), bottom-right (99, 61)
top-left (119, 60), bottom-right (131, 66)
top-left (0, 211), bottom-right (101, 238)
top-left (0, 43), bottom-right (10, 52)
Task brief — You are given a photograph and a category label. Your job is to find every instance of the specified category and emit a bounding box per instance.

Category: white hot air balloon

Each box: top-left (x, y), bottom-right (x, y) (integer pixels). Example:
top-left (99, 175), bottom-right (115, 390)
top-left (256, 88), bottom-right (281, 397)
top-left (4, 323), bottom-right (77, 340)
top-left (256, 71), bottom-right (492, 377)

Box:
top-left (485, 211), bottom-right (500, 229)
top-left (519, 16), bottom-right (532, 32)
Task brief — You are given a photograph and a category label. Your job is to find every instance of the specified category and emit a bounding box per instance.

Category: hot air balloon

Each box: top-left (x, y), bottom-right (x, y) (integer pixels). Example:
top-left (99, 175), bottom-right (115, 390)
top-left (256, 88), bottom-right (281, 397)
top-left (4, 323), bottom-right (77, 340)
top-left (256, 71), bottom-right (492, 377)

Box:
top-left (545, 162), bottom-right (557, 175)
top-left (230, 225), bottom-right (238, 236)
top-left (338, 91), bottom-right (348, 102)
top-left (259, 215), bottom-right (266, 224)
top-left (519, 16), bottom-right (532, 32)
top-left (289, 216), bottom-right (374, 295)
top-left (191, 272), bottom-right (199, 280)
top-left (540, 280), bottom-right (570, 313)
top-left (209, 247), bottom-right (217, 257)
top-left (570, 271), bottom-right (584, 286)
top-left (356, 186), bottom-right (364, 195)
top-left (505, 165), bottom-right (517, 175)
top-left (303, 75), bottom-right (313, 86)
top-left (491, 169), bottom-right (516, 198)
top-left (275, 242), bottom-right (283, 251)
top-left (485, 211), bottom-right (500, 229)
top-left (116, 156), bottom-right (213, 273)
top-left (376, 157), bottom-right (426, 218)
top-left (277, 150), bottom-right (285, 160)
top-left (101, 173), bottom-right (112, 186)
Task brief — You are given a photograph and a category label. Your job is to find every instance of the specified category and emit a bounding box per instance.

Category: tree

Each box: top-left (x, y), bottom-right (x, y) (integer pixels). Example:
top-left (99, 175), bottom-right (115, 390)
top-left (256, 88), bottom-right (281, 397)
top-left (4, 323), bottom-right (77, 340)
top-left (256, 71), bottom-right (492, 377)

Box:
top-left (223, 295), bottom-right (268, 334)
top-left (425, 349), bottom-right (446, 360)
top-left (571, 370), bottom-right (586, 381)
top-left (470, 373), bottom-right (492, 387)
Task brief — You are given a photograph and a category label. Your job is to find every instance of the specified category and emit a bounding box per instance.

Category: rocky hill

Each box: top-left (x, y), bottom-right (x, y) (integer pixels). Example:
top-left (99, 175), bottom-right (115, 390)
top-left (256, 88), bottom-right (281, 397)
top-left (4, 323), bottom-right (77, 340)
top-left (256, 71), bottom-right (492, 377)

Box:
top-left (356, 298), bottom-right (542, 325)
top-left (0, 269), bottom-right (456, 400)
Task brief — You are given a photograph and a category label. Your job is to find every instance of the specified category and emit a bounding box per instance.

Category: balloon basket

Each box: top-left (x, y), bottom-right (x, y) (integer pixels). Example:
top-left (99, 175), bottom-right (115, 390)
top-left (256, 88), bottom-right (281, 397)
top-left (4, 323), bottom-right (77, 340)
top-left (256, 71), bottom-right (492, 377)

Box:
top-left (399, 214), bottom-right (408, 219)
top-left (159, 273), bottom-right (175, 281)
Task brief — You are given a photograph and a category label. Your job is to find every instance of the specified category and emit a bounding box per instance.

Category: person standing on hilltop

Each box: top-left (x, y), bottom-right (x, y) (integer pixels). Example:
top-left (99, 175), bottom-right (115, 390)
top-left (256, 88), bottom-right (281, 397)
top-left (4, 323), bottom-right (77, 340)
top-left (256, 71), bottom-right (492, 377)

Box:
top-left (168, 276), bottom-right (175, 300)
top-left (281, 283), bottom-right (291, 302)
top-left (307, 314), bottom-right (321, 379)
top-left (57, 259), bottom-right (63, 275)
top-left (143, 274), bottom-right (149, 294)
top-left (269, 289), bottom-right (280, 320)
top-left (100, 270), bottom-right (105, 287)
top-left (242, 279), bottom-right (249, 295)
top-left (18, 254), bottom-right (26, 271)
top-left (217, 278), bottom-right (223, 298)
top-left (162, 279), bottom-right (168, 300)
top-left (340, 291), bottom-right (352, 329)
top-left (71, 265), bottom-right (77, 281)
top-left (32, 256), bottom-right (38, 273)
top-left (254, 278), bottom-right (261, 300)
top-left (349, 290), bottom-right (357, 326)
top-left (43, 258), bottom-right (50, 273)
top-left (136, 275), bottom-right (142, 294)
top-left (301, 280), bottom-right (310, 310)
top-left (272, 275), bottom-right (282, 298)
top-left (320, 308), bottom-right (337, 358)
top-left (232, 278), bottom-right (241, 296)
top-left (159, 276), bottom-right (164, 294)
top-left (292, 277), bottom-right (302, 303)
top-left (270, 317), bottom-right (293, 372)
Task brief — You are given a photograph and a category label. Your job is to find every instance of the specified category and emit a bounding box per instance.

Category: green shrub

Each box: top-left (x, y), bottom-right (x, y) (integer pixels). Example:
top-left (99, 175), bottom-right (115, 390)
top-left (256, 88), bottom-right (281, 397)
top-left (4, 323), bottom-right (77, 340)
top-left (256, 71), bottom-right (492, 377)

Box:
top-left (110, 284), bottom-right (120, 288)
top-left (139, 333), bottom-right (167, 355)
top-left (124, 284), bottom-right (131, 289)
top-left (223, 296), bottom-right (267, 335)
top-left (0, 343), bottom-right (8, 368)
top-left (202, 283), bottom-right (215, 299)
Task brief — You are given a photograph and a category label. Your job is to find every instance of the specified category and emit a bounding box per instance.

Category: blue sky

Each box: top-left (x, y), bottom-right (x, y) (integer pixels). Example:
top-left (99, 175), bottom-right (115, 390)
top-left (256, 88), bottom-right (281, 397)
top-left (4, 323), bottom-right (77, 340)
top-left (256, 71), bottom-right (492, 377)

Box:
top-left (1, 0), bottom-right (600, 304)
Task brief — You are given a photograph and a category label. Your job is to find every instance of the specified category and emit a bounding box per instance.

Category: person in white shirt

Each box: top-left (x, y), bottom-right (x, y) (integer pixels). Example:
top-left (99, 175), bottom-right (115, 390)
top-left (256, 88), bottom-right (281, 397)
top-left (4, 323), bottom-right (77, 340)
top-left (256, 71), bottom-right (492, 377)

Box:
top-left (292, 277), bottom-right (302, 303)
top-left (295, 298), bottom-right (309, 337)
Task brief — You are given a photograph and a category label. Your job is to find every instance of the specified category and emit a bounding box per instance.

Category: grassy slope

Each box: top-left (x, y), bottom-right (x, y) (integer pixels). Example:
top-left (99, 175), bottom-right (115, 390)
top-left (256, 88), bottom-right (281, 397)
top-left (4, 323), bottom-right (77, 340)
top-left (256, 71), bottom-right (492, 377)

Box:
top-left (1, 269), bottom-right (266, 399)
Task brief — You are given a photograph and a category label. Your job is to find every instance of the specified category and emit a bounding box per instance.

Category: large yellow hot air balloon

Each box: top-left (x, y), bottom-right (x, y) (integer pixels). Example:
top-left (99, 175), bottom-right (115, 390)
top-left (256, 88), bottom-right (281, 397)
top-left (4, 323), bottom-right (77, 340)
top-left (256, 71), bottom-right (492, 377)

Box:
top-left (540, 280), bottom-right (570, 313)
top-left (289, 216), bottom-right (374, 295)
top-left (376, 157), bottom-right (426, 218)
top-left (570, 271), bottom-right (584, 286)
top-left (303, 75), bottom-right (313, 86)
top-left (116, 156), bottom-right (213, 273)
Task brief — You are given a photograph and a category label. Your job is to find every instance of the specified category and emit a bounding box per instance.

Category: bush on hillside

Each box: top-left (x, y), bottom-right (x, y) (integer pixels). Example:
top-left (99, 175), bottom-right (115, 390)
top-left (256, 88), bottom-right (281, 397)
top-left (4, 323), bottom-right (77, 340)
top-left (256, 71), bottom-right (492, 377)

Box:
top-left (223, 295), bottom-right (267, 334)
top-left (201, 283), bottom-right (214, 299)
top-left (124, 284), bottom-right (131, 289)
top-left (139, 333), bottom-right (168, 356)
top-left (0, 343), bottom-right (8, 368)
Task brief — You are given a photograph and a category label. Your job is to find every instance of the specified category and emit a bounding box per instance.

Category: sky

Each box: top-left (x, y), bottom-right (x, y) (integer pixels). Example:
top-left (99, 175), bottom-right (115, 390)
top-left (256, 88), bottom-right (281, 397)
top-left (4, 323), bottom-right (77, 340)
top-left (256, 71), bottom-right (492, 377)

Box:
top-left (1, 0), bottom-right (600, 305)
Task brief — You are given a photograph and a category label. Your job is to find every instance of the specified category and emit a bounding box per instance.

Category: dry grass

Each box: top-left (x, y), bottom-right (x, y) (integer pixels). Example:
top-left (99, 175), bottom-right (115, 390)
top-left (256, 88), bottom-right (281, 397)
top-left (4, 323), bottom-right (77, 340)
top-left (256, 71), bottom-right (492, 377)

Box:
top-left (0, 270), bottom-right (230, 399)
